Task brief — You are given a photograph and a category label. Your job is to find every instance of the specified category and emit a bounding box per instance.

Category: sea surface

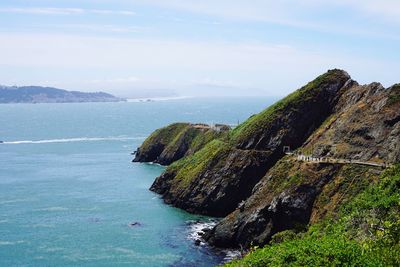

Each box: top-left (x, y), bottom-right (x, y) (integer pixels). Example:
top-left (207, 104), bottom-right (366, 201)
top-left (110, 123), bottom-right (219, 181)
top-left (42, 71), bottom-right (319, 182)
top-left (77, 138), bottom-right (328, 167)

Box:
top-left (0, 97), bottom-right (276, 267)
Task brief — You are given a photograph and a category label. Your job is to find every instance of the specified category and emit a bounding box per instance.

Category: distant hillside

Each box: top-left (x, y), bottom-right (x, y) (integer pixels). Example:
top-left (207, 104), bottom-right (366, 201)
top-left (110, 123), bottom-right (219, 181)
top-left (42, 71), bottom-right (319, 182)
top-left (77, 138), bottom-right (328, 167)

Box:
top-left (0, 85), bottom-right (125, 103)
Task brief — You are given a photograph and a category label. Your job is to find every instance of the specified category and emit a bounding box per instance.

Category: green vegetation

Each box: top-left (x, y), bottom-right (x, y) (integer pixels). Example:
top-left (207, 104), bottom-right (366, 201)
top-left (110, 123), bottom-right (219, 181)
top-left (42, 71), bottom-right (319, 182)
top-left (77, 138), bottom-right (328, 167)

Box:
top-left (139, 123), bottom-right (228, 162)
top-left (141, 122), bottom-right (189, 150)
top-left (226, 235), bottom-right (378, 267)
top-left (189, 128), bottom-right (227, 152)
top-left (225, 164), bottom-right (400, 267)
top-left (167, 140), bottom-right (231, 188)
top-left (230, 69), bottom-right (346, 145)
top-left (387, 84), bottom-right (400, 106)
top-left (311, 164), bottom-right (379, 222)
top-left (162, 126), bottom-right (225, 156)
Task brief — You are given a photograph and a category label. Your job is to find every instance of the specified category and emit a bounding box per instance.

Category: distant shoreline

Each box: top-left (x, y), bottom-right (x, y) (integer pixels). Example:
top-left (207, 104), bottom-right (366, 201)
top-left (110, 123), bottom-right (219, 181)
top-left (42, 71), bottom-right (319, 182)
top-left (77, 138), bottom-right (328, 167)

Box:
top-left (0, 85), bottom-right (125, 104)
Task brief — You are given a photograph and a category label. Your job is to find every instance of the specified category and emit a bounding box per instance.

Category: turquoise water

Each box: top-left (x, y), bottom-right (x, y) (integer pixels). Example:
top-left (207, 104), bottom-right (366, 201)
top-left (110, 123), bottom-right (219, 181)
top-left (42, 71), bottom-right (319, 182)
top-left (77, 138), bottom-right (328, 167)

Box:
top-left (0, 97), bottom-right (275, 267)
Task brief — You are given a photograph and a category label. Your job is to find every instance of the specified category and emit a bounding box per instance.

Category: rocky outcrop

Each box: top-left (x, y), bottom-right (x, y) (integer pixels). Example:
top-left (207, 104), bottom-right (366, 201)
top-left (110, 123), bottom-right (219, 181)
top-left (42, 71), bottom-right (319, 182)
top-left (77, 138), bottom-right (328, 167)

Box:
top-left (149, 69), bottom-right (353, 216)
top-left (205, 81), bottom-right (400, 248)
top-left (151, 144), bottom-right (274, 216)
top-left (205, 160), bottom-right (382, 248)
top-left (304, 82), bottom-right (400, 163)
top-left (134, 68), bottom-right (400, 249)
top-left (133, 123), bottom-right (229, 165)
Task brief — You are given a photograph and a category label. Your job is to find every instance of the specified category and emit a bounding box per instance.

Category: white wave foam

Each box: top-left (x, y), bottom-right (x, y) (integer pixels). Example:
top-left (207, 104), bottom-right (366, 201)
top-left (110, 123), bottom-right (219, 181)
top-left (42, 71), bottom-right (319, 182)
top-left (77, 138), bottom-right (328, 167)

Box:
top-left (29, 224), bottom-right (56, 228)
top-left (36, 206), bottom-right (69, 212)
top-left (0, 240), bottom-right (26, 246)
top-left (2, 136), bottom-right (145, 145)
top-left (0, 198), bottom-right (35, 205)
top-left (223, 250), bottom-right (242, 262)
top-left (186, 220), bottom-right (242, 262)
top-left (186, 220), bottom-right (218, 246)
top-left (146, 162), bottom-right (164, 167)
top-left (44, 247), bottom-right (64, 252)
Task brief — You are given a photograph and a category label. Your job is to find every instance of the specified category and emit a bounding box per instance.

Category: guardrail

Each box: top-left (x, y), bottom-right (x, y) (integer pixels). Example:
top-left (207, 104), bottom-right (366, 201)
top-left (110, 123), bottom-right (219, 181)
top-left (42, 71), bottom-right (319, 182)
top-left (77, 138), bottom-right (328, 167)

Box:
top-left (285, 152), bottom-right (392, 168)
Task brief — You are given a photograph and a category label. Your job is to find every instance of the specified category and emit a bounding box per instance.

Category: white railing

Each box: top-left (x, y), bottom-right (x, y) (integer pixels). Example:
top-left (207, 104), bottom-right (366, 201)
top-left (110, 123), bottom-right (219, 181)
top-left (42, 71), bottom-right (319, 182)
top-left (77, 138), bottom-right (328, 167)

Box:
top-left (288, 152), bottom-right (392, 168)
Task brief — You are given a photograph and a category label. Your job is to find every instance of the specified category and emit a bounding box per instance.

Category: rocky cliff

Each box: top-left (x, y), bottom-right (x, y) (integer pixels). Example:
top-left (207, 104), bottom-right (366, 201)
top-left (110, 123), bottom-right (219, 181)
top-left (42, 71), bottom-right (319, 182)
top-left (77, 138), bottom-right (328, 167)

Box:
top-left (132, 69), bottom-right (400, 251)
top-left (149, 69), bottom-right (352, 217)
top-left (133, 123), bottom-right (229, 165)
top-left (206, 80), bottom-right (400, 248)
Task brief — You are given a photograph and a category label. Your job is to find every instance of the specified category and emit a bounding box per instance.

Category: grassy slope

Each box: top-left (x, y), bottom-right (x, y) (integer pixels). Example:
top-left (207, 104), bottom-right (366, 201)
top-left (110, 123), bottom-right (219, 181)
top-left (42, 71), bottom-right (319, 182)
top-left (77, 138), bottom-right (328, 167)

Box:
top-left (139, 123), bottom-right (227, 161)
top-left (163, 69), bottom-right (346, 187)
top-left (229, 69), bottom-right (346, 145)
top-left (224, 164), bottom-right (400, 267)
top-left (167, 139), bottom-right (231, 189)
top-left (140, 122), bottom-right (189, 150)
top-left (161, 125), bottom-right (226, 157)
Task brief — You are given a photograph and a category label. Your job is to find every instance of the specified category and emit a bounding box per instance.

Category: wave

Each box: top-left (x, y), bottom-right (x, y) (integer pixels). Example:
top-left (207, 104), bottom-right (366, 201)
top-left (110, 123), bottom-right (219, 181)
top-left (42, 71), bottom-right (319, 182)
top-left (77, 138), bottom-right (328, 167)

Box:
top-left (186, 220), bottom-right (241, 262)
top-left (0, 240), bottom-right (26, 246)
top-left (36, 206), bottom-right (69, 212)
top-left (186, 220), bottom-right (218, 245)
top-left (2, 136), bottom-right (145, 145)
top-left (0, 198), bottom-right (36, 205)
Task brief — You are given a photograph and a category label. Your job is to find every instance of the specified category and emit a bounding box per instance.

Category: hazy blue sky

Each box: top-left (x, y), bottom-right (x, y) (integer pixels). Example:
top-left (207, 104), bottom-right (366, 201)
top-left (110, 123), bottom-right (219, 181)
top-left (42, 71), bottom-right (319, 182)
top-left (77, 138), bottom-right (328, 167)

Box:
top-left (0, 0), bottom-right (399, 97)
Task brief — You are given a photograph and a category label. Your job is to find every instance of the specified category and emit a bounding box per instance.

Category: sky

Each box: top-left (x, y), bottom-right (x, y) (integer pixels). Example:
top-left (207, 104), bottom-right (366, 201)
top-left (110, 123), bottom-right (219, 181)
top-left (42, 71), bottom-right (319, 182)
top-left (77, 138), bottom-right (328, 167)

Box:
top-left (0, 0), bottom-right (399, 98)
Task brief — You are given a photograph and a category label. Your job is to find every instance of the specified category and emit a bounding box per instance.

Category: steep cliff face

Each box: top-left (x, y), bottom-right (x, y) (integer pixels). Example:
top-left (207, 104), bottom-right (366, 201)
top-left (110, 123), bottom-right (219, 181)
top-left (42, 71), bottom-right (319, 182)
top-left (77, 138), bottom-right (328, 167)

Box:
top-left (133, 69), bottom-right (400, 251)
top-left (206, 82), bottom-right (400, 248)
top-left (230, 69), bottom-right (353, 151)
top-left (304, 82), bottom-right (400, 163)
top-left (151, 141), bottom-right (273, 216)
top-left (132, 123), bottom-right (229, 165)
top-left (149, 69), bottom-right (352, 217)
top-left (224, 164), bottom-right (400, 266)
top-left (205, 161), bottom-right (381, 248)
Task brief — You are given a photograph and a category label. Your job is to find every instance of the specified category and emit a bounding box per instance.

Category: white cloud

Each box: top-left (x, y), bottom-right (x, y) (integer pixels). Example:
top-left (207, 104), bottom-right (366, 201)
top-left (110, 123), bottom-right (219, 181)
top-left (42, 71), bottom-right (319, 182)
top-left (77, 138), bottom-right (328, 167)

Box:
top-left (87, 76), bottom-right (140, 84)
top-left (90, 9), bottom-right (136, 16)
top-left (0, 33), bottom-right (328, 71)
top-left (0, 32), bottom-right (397, 95)
top-left (55, 24), bottom-right (143, 33)
top-left (139, 0), bottom-right (316, 28)
top-left (0, 7), bottom-right (84, 15)
top-left (0, 7), bottom-right (135, 16)
top-left (333, 0), bottom-right (400, 23)
top-left (1, 2), bottom-right (399, 39)
top-left (141, 0), bottom-right (400, 23)
top-left (136, 0), bottom-right (400, 38)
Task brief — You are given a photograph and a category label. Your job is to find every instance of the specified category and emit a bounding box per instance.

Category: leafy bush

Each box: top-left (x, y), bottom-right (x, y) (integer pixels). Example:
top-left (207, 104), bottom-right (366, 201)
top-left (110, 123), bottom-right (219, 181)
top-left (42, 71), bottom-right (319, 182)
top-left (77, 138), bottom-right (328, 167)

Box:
top-left (225, 235), bottom-right (380, 267)
top-left (225, 164), bottom-right (400, 267)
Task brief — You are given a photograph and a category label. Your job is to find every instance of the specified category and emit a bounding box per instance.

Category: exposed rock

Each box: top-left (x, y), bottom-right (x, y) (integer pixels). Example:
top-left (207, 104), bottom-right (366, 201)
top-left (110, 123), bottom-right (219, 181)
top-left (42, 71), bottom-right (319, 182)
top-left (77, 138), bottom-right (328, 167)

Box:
top-left (152, 146), bottom-right (274, 216)
top-left (205, 82), bottom-right (400, 248)
top-left (150, 69), bottom-right (353, 217)
top-left (205, 161), bottom-right (381, 248)
top-left (128, 221), bottom-right (142, 227)
top-left (304, 82), bottom-right (400, 163)
top-left (134, 69), bottom-right (400, 249)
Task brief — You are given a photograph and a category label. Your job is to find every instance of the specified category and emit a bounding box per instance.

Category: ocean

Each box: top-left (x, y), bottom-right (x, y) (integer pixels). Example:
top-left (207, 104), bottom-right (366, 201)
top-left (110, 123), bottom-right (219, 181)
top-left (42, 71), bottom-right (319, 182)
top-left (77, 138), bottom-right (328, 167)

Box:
top-left (0, 97), bottom-right (275, 267)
